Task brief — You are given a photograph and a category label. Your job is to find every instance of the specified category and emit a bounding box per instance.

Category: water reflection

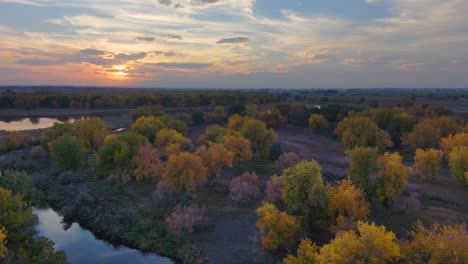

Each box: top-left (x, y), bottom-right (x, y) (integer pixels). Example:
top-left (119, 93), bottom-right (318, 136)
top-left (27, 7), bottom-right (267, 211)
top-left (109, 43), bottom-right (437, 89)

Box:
top-left (34, 207), bottom-right (172, 264)
top-left (0, 118), bottom-right (77, 131)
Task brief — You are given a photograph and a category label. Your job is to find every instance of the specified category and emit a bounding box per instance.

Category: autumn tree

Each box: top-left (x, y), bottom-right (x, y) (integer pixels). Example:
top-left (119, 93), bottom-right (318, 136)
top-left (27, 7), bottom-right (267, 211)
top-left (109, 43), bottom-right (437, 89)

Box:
top-left (403, 116), bottom-right (462, 150)
top-left (335, 116), bottom-right (393, 151)
top-left (256, 202), bottom-right (299, 251)
top-left (448, 146), bottom-right (468, 185)
top-left (71, 117), bottom-right (108, 151)
top-left (163, 152), bottom-right (208, 192)
top-left (308, 114), bottom-right (330, 134)
top-left (197, 125), bottom-right (230, 145)
top-left (401, 222), bottom-right (468, 264)
top-left (92, 132), bottom-right (149, 178)
top-left (155, 128), bottom-right (186, 150)
top-left (229, 172), bottom-right (261, 204)
top-left (283, 239), bottom-right (319, 264)
top-left (282, 161), bottom-right (328, 226)
top-left (414, 149), bottom-right (443, 181)
top-left (196, 143), bottom-right (234, 179)
top-left (260, 108), bottom-right (286, 129)
top-left (229, 116), bottom-right (277, 158)
top-left (131, 145), bottom-right (165, 181)
top-left (0, 227), bottom-right (6, 258)
top-left (319, 221), bottom-right (400, 264)
top-left (49, 134), bottom-right (88, 171)
top-left (130, 115), bottom-right (166, 143)
top-left (376, 152), bottom-right (411, 205)
top-left (328, 179), bottom-right (369, 233)
top-left (219, 134), bottom-right (252, 163)
top-left (204, 105), bottom-right (227, 123)
top-left (440, 132), bottom-right (468, 156)
top-left (345, 147), bottom-right (378, 198)
top-left (245, 103), bottom-right (258, 117)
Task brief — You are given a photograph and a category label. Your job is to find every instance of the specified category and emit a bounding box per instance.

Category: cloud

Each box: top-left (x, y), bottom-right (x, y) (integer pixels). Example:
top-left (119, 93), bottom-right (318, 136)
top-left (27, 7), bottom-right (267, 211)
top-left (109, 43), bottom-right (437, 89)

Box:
top-left (149, 62), bottom-right (212, 69)
top-left (160, 34), bottom-right (182, 40)
top-left (217, 37), bottom-right (249, 44)
top-left (136, 36), bottom-right (156, 42)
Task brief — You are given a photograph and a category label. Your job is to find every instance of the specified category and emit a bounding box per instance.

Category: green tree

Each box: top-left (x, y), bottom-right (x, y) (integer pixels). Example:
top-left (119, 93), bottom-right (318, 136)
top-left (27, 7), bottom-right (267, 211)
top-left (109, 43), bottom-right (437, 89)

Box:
top-left (282, 161), bottom-right (328, 226)
top-left (49, 134), bottom-right (88, 171)
top-left (40, 122), bottom-right (73, 151)
top-left (92, 132), bottom-right (149, 178)
top-left (345, 147), bottom-right (378, 198)
top-left (448, 146), bottom-right (468, 185)
top-left (71, 117), bottom-right (108, 151)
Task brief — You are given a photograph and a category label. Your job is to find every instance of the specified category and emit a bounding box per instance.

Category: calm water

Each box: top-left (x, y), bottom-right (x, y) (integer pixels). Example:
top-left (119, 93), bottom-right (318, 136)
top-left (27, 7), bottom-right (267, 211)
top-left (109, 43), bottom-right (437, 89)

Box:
top-left (0, 117), bottom-right (79, 131)
top-left (33, 207), bottom-right (172, 264)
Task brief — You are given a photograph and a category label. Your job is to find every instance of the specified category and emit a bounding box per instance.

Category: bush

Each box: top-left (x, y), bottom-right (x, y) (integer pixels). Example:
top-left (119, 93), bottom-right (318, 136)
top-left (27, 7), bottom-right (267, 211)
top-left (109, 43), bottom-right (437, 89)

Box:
top-left (166, 204), bottom-right (207, 234)
top-left (265, 175), bottom-right (284, 204)
top-left (177, 245), bottom-right (207, 264)
top-left (152, 182), bottom-right (174, 206)
top-left (49, 134), bottom-right (87, 171)
top-left (275, 152), bottom-right (302, 174)
top-left (229, 172), bottom-right (261, 204)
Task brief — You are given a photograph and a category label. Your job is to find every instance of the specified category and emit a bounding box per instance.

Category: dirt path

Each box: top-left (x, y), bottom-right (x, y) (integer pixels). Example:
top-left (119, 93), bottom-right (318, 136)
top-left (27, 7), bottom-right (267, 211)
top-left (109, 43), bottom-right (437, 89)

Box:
top-left (277, 126), bottom-right (348, 178)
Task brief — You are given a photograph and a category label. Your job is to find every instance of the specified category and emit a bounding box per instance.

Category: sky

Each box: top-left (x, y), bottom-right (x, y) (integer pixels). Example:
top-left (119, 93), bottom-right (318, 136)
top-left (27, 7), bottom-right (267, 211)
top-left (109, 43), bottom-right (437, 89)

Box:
top-left (0, 0), bottom-right (467, 89)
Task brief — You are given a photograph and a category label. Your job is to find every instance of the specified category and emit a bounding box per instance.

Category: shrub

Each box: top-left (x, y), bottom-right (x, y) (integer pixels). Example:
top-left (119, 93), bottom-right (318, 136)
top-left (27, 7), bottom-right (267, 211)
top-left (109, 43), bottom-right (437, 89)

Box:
top-left (265, 175), bottom-right (285, 204)
top-left (177, 245), bottom-right (207, 264)
top-left (166, 204), bottom-right (207, 234)
top-left (152, 182), bottom-right (173, 206)
top-left (275, 152), bottom-right (302, 174)
top-left (229, 172), bottom-right (261, 204)
top-left (49, 134), bottom-right (87, 171)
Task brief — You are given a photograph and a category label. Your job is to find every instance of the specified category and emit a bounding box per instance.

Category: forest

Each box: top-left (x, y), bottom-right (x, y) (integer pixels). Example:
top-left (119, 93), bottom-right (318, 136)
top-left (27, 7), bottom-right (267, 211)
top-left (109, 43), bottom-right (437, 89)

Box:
top-left (0, 90), bottom-right (467, 264)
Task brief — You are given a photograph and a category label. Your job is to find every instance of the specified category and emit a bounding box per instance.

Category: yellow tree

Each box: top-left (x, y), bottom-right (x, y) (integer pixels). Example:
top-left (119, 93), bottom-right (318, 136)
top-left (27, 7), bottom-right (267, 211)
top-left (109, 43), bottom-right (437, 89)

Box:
top-left (440, 132), bottom-right (468, 156)
top-left (196, 143), bottom-right (234, 179)
top-left (448, 146), bottom-right (468, 185)
top-left (0, 227), bottom-right (6, 258)
top-left (376, 152), bottom-right (411, 205)
top-left (328, 179), bottom-right (369, 233)
top-left (308, 114), bottom-right (330, 134)
top-left (413, 149), bottom-right (443, 181)
top-left (401, 222), bottom-right (468, 264)
top-left (403, 116), bottom-right (462, 150)
top-left (219, 134), bottom-right (252, 163)
top-left (154, 128), bottom-right (186, 150)
top-left (283, 239), bottom-right (319, 264)
top-left (335, 116), bottom-right (393, 151)
top-left (256, 202), bottom-right (299, 251)
top-left (130, 115), bottom-right (166, 143)
top-left (319, 221), bottom-right (400, 264)
top-left (163, 152), bottom-right (208, 192)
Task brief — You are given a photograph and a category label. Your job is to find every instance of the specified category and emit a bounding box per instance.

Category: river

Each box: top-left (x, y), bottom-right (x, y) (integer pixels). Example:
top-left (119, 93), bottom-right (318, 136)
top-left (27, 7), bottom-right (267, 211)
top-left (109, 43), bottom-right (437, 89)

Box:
top-left (33, 207), bottom-right (172, 264)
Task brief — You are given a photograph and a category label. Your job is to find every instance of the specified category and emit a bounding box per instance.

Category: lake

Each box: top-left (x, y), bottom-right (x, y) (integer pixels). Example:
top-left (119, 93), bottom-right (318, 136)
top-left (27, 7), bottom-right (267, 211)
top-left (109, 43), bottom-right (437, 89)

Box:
top-left (33, 207), bottom-right (172, 264)
top-left (0, 117), bottom-right (79, 131)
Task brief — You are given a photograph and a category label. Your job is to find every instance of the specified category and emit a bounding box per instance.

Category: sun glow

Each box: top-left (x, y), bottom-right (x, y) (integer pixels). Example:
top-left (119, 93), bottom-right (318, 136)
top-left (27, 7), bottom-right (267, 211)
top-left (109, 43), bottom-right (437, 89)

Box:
top-left (110, 65), bottom-right (129, 79)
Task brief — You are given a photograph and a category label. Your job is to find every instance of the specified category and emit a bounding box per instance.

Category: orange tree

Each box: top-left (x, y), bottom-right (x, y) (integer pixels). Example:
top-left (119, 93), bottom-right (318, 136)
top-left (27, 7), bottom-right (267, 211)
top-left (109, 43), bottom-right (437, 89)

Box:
top-left (163, 152), bottom-right (208, 192)
top-left (196, 143), bottom-right (234, 179)
top-left (413, 148), bottom-right (443, 181)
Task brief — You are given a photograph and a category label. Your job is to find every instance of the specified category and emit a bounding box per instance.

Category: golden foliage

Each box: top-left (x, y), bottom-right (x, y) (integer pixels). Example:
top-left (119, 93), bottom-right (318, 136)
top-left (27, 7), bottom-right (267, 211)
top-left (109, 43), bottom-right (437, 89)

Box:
top-left (196, 143), bottom-right (234, 179)
top-left (403, 116), bottom-right (462, 150)
top-left (413, 148), bottom-right (443, 181)
top-left (256, 202), bottom-right (299, 251)
top-left (283, 239), bottom-right (319, 264)
top-left (401, 222), bottom-right (468, 264)
top-left (0, 226), bottom-right (6, 258)
top-left (319, 221), bottom-right (400, 264)
top-left (440, 132), bottom-right (468, 156)
top-left (335, 116), bottom-right (393, 151)
top-left (308, 114), bottom-right (330, 134)
top-left (220, 134), bottom-right (252, 163)
top-left (71, 117), bottom-right (108, 151)
top-left (155, 128), bottom-right (186, 150)
top-left (328, 179), bottom-right (369, 233)
top-left (163, 152), bottom-right (208, 192)
top-left (376, 152), bottom-right (411, 205)
top-left (130, 115), bottom-right (166, 143)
